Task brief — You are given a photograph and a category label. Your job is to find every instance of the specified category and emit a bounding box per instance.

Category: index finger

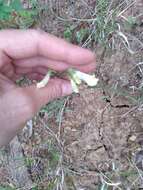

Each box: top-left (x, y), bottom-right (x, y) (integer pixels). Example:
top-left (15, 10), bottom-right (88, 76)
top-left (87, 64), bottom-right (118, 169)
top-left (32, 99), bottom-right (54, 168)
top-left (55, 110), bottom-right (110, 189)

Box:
top-left (0, 30), bottom-right (95, 66)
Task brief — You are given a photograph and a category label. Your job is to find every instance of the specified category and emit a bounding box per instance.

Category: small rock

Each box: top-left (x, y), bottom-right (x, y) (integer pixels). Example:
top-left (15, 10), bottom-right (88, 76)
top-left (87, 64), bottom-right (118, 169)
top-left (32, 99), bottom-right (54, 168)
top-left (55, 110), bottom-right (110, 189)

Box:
top-left (71, 128), bottom-right (77, 132)
top-left (129, 135), bottom-right (136, 141)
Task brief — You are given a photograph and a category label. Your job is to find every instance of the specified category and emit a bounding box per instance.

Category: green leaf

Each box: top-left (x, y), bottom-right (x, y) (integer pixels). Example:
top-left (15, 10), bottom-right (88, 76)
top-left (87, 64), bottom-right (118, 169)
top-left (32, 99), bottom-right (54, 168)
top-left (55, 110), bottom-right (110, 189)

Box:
top-left (76, 28), bottom-right (89, 44)
top-left (0, 186), bottom-right (15, 190)
top-left (0, 5), bottom-right (12, 13)
top-left (19, 10), bottom-right (37, 18)
top-left (11, 0), bottom-right (22, 11)
top-left (64, 27), bottom-right (73, 42)
top-left (125, 16), bottom-right (137, 29)
top-left (127, 16), bottom-right (136, 25)
top-left (0, 0), bottom-right (4, 6)
top-left (0, 5), bottom-right (12, 19)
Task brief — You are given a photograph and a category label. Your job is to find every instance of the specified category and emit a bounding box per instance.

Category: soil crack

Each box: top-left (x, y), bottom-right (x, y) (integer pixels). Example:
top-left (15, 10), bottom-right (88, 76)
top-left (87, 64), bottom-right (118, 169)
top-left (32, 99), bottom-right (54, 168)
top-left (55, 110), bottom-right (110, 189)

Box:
top-left (102, 90), bottom-right (130, 109)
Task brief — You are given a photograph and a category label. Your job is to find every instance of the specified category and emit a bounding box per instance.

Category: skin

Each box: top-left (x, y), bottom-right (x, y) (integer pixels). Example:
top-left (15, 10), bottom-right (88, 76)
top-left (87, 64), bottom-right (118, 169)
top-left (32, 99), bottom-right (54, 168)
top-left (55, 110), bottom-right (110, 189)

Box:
top-left (0, 30), bottom-right (96, 147)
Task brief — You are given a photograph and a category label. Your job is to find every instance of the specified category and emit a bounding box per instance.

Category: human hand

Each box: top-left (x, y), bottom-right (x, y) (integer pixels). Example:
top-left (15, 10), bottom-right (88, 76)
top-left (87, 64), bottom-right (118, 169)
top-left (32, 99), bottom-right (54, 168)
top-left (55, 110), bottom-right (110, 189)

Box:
top-left (0, 30), bottom-right (95, 147)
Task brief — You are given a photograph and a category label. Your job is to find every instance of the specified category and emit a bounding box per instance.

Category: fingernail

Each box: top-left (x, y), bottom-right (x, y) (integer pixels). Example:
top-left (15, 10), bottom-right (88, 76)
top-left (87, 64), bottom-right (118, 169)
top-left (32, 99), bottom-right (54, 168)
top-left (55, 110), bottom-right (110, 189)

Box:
top-left (62, 82), bottom-right (72, 95)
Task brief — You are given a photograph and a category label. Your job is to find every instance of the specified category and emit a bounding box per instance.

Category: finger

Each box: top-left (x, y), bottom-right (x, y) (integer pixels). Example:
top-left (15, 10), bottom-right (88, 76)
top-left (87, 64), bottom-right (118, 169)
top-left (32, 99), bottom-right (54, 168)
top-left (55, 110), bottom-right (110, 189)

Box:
top-left (26, 73), bottom-right (44, 81)
top-left (14, 57), bottom-right (69, 72)
top-left (73, 62), bottom-right (96, 73)
top-left (0, 51), bottom-right (12, 68)
top-left (0, 61), bottom-right (15, 78)
top-left (0, 78), bottom-right (72, 146)
top-left (18, 79), bottom-right (72, 119)
top-left (11, 73), bottom-right (21, 81)
top-left (0, 30), bottom-right (95, 65)
top-left (14, 56), bottom-right (96, 73)
top-left (0, 74), bottom-right (15, 94)
top-left (15, 62), bottom-right (95, 76)
top-left (14, 61), bottom-right (95, 84)
top-left (15, 66), bottom-right (48, 75)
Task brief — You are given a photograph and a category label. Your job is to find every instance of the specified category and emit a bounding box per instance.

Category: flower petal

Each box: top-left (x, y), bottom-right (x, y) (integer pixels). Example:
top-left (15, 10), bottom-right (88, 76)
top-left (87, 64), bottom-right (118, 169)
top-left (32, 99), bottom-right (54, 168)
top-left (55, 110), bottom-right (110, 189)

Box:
top-left (37, 71), bottom-right (51, 88)
top-left (70, 78), bottom-right (79, 93)
top-left (75, 70), bottom-right (99, 87)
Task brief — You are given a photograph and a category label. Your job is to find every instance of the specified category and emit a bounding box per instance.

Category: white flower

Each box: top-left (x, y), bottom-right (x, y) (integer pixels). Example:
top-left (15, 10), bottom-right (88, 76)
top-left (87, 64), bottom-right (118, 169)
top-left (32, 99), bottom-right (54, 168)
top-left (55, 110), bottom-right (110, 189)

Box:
top-left (37, 69), bottom-right (99, 94)
top-left (37, 70), bottom-right (52, 88)
top-left (68, 69), bottom-right (99, 91)
top-left (68, 69), bottom-right (81, 85)
top-left (75, 70), bottom-right (99, 87)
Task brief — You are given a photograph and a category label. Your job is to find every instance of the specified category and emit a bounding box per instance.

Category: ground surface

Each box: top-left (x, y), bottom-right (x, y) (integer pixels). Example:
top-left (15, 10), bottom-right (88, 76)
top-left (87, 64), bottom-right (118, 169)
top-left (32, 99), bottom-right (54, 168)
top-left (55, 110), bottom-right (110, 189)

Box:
top-left (0, 0), bottom-right (143, 190)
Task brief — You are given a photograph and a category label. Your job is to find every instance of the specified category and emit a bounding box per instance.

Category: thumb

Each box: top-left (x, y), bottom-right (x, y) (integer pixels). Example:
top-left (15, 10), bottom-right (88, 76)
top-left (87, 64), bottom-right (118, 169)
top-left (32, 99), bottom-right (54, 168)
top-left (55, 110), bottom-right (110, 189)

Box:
top-left (0, 79), bottom-right (72, 147)
top-left (22, 78), bottom-right (72, 119)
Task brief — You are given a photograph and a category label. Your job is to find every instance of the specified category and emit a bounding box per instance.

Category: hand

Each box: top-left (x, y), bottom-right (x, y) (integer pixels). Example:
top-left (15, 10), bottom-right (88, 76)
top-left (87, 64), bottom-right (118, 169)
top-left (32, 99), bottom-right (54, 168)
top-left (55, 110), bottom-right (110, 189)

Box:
top-left (0, 30), bottom-right (95, 147)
